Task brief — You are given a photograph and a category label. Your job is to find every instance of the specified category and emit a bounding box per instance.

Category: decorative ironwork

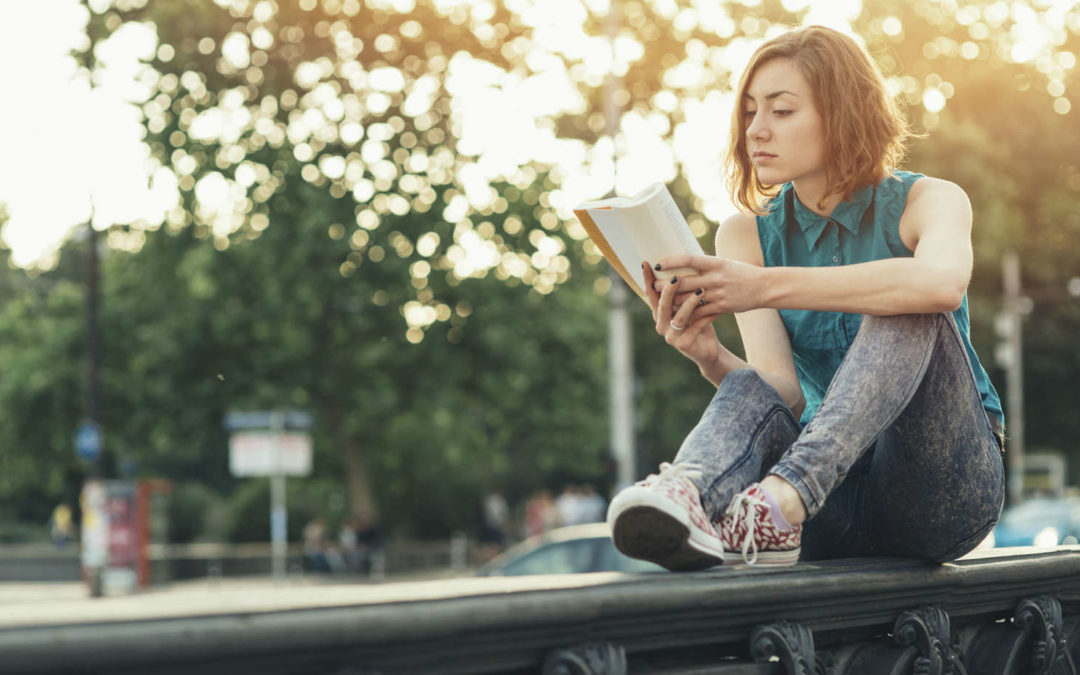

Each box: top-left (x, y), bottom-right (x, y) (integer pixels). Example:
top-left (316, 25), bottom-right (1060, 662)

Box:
top-left (541, 641), bottom-right (628, 675)
top-left (813, 648), bottom-right (836, 675)
top-left (894, 605), bottom-right (962, 675)
top-left (1015, 595), bottom-right (1077, 675)
top-left (751, 621), bottom-right (816, 675)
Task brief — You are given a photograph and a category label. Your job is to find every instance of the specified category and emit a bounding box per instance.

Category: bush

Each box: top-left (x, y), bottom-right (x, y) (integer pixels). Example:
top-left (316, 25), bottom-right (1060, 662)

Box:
top-left (0, 520), bottom-right (50, 544)
top-left (222, 477), bottom-right (351, 543)
top-left (167, 482), bottom-right (228, 543)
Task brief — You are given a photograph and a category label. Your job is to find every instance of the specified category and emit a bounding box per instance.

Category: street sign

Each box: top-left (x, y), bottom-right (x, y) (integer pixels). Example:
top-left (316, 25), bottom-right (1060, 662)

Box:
top-left (75, 421), bottom-right (103, 461)
top-left (228, 431), bottom-right (313, 477)
top-left (224, 410), bottom-right (313, 431)
top-left (224, 409), bottom-right (314, 583)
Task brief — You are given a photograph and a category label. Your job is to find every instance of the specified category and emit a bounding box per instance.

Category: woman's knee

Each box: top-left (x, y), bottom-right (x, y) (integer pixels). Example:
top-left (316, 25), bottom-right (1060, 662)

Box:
top-left (858, 312), bottom-right (945, 337)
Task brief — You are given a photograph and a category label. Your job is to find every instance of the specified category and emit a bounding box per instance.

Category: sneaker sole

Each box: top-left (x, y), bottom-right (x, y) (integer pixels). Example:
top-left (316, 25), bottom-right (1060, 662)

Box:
top-left (608, 490), bottom-right (724, 571)
top-left (722, 547), bottom-right (801, 566)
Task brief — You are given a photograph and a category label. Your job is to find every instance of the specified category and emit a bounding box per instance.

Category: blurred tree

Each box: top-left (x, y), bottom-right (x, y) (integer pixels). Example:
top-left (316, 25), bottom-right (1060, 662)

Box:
top-left (72, 0), bottom-right (750, 534)
top-left (0, 239), bottom-right (86, 526)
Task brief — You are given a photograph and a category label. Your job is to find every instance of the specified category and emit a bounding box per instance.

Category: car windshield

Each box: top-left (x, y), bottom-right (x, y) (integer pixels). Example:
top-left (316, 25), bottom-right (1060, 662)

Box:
top-left (497, 538), bottom-right (599, 575)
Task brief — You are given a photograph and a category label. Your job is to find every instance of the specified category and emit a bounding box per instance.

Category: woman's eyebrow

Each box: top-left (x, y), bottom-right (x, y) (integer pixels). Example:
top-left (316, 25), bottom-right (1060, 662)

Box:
top-left (744, 90), bottom-right (799, 102)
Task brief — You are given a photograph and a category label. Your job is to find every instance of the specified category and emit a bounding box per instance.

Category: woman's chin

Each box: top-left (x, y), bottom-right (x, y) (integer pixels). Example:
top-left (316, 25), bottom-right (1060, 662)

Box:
top-left (754, 168), bottom-right (790, 186)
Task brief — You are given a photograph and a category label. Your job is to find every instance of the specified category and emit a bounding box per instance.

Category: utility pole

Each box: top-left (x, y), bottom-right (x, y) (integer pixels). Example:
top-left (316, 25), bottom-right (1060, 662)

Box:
top-left (81, 219), bottom-right (107, 598)
top-left (86, 222), bottom-right (103, 477)
top-left (999, 251), bottom-right (1025, 505)
top-left (605, 1), bottom-right (636, 490)
top-left (269, 411), bottom-right (288, 583)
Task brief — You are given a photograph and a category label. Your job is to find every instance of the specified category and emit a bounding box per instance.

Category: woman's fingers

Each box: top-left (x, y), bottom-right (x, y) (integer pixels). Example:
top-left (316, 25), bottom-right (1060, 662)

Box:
top-left (688, 295), bottom-right (727, 323)
top-left (643, 262), bottom-right (661, 306)
top-left (655, 254), bottom-right (712, 271)
top-left (655, 275), bottom-right (681, 335)
top-left (665, 286), bottom-right (702, 343)
top-left (642, 262), bottom-right (665, 325)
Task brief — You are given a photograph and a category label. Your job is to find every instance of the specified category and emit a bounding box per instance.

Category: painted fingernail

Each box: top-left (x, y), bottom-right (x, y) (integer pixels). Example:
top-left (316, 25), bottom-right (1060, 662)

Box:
top-left (642, 261), bottom-right (648, 268)
top-left (698, 297), bottom-right (706, 306)
top-left (651, 282), bottom-right (656, 291)
top-left (670, 276), bottom-right (678, 284)
top-left (695, 288), bottom-right (703, 296)
top-left (654, 263), bottom-right (662, 271)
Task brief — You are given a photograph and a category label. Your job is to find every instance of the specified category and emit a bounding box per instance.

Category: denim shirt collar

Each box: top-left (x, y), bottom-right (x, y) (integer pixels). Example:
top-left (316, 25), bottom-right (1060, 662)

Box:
top-left (784, 182), bottom-right (875, 252)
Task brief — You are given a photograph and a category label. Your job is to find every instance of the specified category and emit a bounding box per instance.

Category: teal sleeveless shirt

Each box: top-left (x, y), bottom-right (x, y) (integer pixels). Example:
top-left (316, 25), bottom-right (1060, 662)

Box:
top-left (755, 171), bottom-right (1003, 426)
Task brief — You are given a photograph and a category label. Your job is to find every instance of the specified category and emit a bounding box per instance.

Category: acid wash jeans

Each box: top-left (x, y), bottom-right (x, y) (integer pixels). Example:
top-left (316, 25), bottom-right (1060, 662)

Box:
top-left (673, 313), bottom-right (1005, 562)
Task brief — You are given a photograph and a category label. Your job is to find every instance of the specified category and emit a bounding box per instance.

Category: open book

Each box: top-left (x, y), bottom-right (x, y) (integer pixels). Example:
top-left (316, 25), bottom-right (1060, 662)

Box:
top-left (573, 182), bottom-right (705, 301)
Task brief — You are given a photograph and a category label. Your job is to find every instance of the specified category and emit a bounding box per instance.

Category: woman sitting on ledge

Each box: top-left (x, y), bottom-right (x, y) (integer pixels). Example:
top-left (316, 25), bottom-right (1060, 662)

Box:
top-left (607, 25), bottom-right (1005, 569)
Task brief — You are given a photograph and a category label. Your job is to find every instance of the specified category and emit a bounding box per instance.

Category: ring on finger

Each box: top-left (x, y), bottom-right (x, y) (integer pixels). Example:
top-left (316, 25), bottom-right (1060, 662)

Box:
top-left (669, 320), bottom-right (685, 331)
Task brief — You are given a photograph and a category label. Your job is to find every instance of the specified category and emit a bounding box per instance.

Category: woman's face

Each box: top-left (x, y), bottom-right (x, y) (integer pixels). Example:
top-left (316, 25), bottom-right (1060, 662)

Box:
top-left (743, 58), bottom-right (826, 188)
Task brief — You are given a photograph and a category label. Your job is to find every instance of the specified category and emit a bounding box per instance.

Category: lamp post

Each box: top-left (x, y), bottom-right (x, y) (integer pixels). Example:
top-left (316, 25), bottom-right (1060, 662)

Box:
top-left (998, 251), bottom-right (1024, 506)
top-left (86, 222), bottom-right (103, 475)
top-left (81, 219), bottom-right (107, 598)
top-left (604, 1), bottom-right (636, 490)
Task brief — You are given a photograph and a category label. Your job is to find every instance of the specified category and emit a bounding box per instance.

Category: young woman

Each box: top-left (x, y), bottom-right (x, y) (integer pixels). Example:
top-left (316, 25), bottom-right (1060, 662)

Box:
top-left (607, 25), bottom-right (1005, 569)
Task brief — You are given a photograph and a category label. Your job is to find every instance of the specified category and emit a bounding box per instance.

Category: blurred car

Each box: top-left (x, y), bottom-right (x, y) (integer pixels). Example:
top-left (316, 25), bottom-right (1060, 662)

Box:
top-left (475, 523), bottom-right (665, 576)
top-left (990, 496), bottom-right (1080, 548)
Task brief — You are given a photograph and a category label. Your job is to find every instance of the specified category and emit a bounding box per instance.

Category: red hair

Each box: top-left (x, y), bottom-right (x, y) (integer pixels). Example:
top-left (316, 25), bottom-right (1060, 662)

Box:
top-left (726, 26), bottom-right (913, 213)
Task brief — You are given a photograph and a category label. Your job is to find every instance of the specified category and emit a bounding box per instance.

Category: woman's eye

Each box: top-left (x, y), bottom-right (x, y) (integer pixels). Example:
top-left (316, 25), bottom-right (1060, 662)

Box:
top-left (774, 110), bottom-right (793, 117)
top-left (744, 110), bottom-right (757, 118)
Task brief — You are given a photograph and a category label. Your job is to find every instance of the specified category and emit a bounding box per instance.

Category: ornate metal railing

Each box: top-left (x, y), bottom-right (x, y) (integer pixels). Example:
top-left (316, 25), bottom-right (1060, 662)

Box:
top-left (3, 547), bottom-right (1079, 674)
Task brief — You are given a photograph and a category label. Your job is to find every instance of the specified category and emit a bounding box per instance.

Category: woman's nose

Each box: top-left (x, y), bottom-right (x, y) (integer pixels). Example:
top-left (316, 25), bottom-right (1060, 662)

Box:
top-left (747, 113), bottom-right (769, 140)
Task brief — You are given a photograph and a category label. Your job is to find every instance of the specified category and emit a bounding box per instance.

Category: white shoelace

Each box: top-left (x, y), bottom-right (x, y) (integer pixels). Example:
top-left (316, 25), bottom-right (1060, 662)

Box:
top-left (724, 490), bottom-right (770, 565)
top-left (643, 461), bottom-right (704, 484)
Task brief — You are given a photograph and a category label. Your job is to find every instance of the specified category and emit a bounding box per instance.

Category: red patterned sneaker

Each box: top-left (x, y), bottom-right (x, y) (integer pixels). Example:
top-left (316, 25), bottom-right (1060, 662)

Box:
top-left (607, 462), bottom-right (725, 571)
top-left (717, 483), bottom-right (801, 566)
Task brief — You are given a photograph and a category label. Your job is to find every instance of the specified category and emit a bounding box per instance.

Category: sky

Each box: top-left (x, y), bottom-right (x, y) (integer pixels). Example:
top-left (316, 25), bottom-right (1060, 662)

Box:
top-left (0, 0), bottom-right (172, 269)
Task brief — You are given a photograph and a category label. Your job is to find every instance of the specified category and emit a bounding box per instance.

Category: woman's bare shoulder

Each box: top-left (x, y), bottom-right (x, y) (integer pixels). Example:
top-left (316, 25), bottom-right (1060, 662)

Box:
top-left (905, 175), bottom-right (970, 209)
top-left (714, 211), bottom-right (763, 265)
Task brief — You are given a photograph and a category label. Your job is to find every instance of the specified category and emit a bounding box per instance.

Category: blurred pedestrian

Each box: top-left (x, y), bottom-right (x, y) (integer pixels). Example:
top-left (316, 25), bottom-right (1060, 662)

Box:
top-left (556, 485), bottom-right (586, 526)
top-left (477, 491), bottom-right (510, 562)
top-left (578, 485), bottom-right (607, 524)
top-left (48, 502), bottom-right (75, 548)
top-left (524, 490), bottom-right (558, 538)
top-left (340, 512), bottom-right (383, 576)
top-left (302, 516), bottom-right (331, 573)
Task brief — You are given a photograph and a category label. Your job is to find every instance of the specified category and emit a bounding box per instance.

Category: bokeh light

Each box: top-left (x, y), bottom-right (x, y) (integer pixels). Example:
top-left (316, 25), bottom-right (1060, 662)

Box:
top-left (1, 0), bottom-right (1076, 286)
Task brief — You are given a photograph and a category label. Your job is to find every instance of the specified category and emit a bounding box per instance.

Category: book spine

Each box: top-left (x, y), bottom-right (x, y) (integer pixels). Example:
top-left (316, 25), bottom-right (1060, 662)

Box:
top-left (573, 209), bottom-right (646, 301)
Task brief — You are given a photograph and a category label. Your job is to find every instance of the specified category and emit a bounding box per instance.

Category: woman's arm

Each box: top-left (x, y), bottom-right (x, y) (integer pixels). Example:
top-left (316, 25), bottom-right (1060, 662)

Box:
top-left (664, 178), bottom-right (974, 317)
top-left (687, 212), bottom-right (804, 416)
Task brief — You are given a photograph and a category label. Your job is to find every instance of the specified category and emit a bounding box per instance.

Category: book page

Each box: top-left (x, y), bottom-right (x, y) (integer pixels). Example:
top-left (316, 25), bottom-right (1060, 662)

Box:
top-left (587, 207), bottom-right (649, 295)
top-left (653, 189), bottom-right (705, 258)
top-left (576, 184), bottom-right (705, 300)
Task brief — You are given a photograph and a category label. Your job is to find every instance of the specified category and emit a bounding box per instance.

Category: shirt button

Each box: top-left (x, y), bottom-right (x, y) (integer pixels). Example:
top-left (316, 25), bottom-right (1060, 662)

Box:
top-left (832, 255), bottom-right (840, 263)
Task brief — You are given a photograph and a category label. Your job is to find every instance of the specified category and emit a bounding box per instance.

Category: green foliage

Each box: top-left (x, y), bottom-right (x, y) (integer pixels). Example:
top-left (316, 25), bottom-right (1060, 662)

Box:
top-left (0, 256), bottom-right (86, 524)
top-left (167, 481), bottom-right (228, 543)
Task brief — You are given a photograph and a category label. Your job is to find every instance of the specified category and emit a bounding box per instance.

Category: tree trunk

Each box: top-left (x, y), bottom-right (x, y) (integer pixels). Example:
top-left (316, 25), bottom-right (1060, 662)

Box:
top-left (342, 436), bottom-right (377, 521)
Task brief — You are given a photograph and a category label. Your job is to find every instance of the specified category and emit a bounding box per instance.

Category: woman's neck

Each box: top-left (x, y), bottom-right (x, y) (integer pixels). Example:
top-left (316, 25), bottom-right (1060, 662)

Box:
top-left (792, 176), bottom-right (844, 217)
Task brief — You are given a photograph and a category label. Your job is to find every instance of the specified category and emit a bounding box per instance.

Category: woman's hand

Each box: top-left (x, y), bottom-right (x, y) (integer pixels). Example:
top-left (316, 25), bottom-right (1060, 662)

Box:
top-left (644, 262), bottom-right (722, 373)
top-left (654, 254), bottom-right (769, 318)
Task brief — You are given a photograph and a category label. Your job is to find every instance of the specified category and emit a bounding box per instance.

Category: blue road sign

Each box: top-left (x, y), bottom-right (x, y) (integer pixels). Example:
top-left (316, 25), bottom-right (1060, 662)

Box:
top-left (75, 422), bottom-right (103, 461)
top-left (224, 410), bottom-right (313, 431)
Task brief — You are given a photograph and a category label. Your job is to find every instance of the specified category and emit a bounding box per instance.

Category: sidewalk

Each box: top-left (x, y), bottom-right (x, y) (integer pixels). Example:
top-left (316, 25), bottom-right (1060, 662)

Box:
top-left (0, 569), bottom-right (468, 626)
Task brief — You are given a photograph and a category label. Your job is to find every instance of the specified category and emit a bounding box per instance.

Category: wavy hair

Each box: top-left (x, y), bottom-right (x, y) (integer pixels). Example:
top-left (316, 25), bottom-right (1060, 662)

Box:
top-left (725, 26), bottom-right (914, 214)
